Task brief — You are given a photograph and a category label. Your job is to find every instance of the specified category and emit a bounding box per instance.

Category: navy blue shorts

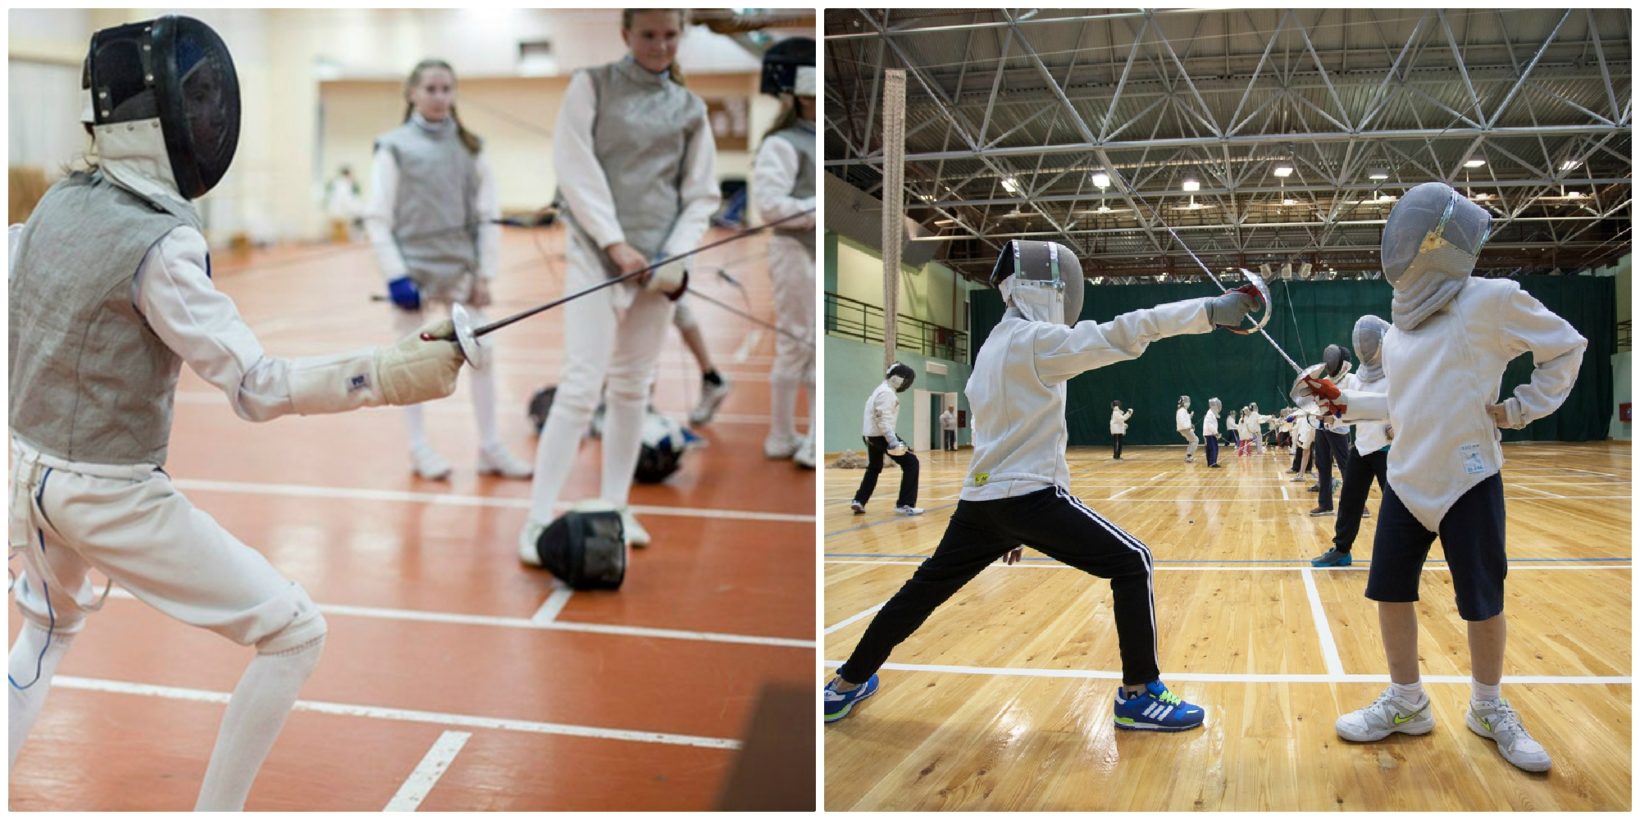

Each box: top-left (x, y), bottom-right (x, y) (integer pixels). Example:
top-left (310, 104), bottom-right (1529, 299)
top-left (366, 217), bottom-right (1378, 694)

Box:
top-left (1365, 473), bottom-right (1507, 621)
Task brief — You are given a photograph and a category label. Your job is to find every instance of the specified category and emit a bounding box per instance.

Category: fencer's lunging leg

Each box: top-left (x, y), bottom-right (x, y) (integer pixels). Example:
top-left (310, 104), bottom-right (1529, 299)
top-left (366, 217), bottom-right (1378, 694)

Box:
top-left (194, 619), bottom-right (327, 811)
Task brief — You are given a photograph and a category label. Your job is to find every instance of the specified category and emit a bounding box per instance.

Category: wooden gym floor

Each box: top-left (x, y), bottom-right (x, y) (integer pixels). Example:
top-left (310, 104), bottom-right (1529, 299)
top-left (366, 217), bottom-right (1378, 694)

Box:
top-left (824, 441), bottom-right (1630, 811)
top-left (8, 226), bottom-right (816, 810)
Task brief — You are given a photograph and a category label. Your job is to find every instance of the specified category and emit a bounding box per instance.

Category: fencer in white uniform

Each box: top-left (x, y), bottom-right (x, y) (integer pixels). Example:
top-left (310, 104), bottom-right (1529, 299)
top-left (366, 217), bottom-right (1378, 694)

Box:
top-left (1108, 401), bottom-right (1133, 459)
top-left (365, 58), bottom-right (532, 482)
top-left (825, 239), bottom-right (1262, 729)
top-left (9, 17), bottom-right (465, 809)
top-left (752, 44), bottom-right (817, 468)
top-left (1175, 396), bottom-right (1198, 462)
top-left (523, 9), bottom-right (720, 553)
top-left (1303, 181), bottom-right (1586, 773)
top-left (850, 364), bottom-right (922, 515)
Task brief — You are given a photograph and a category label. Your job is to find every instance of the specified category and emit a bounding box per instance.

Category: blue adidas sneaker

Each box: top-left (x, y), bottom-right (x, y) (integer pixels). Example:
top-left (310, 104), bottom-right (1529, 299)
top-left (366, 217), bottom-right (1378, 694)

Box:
top-left (1113, 680), bottom-right (1206, 731)
top-left (824, 674), bottom-right (879, 724)
top-left (1312, 548), bottom-right (1352, 567)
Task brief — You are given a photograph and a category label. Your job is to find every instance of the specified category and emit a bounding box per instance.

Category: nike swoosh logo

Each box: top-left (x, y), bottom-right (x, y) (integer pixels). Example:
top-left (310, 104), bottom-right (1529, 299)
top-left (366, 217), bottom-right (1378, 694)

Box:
top-left (1393, 712), bottom-right (1420, 725)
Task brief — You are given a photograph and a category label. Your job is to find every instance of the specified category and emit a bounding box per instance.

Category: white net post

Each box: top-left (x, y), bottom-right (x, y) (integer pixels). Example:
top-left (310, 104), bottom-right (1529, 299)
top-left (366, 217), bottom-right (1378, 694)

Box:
top-left (881, 69), bottom-right (906, 368)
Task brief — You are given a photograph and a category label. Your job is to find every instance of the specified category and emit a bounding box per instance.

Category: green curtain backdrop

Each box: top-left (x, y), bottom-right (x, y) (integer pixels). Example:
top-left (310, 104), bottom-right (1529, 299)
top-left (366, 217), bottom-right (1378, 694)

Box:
top-left (969, 276), bottom-right (1615, 445)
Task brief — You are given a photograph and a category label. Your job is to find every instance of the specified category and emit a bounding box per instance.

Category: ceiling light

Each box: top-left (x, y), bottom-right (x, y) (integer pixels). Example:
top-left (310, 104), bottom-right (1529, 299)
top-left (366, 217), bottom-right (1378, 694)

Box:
top-left (1001, 177), bottom-right (1021, 194)
top-left (1377, 192), bottom-right (1396, 202)
top-left (1565, 190), bottom-right (1584, 199)
top-left (1091, 172), bottom-right (1111, 189)
top-left (1560, 160), bottom-right (1582, 171)
top-left (1096, 205), bottom-right (1111, 213)
top-left (1282, 197), bottom-right (1297, 206)
top-left (1464, 158), bottom-right (1486, 169)
top-left (1471, 192), bottom-right (1491, 201)
top-left (1368, 170), bottom-right (1389, 181)
top-left (1273, 164), bottom-right (1293, 178)
top-left (933, 218), bottom-right (956, 226)
top-left (1182, 178), bottom-right (1201, 192)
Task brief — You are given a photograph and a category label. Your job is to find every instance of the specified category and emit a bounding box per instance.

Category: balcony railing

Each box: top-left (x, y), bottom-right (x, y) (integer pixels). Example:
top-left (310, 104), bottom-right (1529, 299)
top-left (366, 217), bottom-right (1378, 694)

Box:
top-left (825, 292), bottom-right (968, 362)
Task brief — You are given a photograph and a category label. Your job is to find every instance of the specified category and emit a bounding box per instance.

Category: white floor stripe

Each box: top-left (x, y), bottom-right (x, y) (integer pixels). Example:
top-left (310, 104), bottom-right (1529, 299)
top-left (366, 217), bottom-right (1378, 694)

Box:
top-left (53, 676), bottom-right (741, 749)
top-left (169, 478), bottom-right (814, 523)
top-left (823, 560), bottom-right (1630, 573)
top-left (1281, 485), bottom-right (1290, 501)
top-left (1108, 487), bottom-right (1135, 500)
top-left (1301, 567), bottom-right (1345, 677)
top-left (818, 661), bottom-right (1632, 686)
top-left (102, 588), bottom-right (813, 649)
top-left (824, 602), bottom-right (886, 635)
top-left (384, 730), bottom-right (471, 811)
top-left (531, 584), bottom-right (575, 625)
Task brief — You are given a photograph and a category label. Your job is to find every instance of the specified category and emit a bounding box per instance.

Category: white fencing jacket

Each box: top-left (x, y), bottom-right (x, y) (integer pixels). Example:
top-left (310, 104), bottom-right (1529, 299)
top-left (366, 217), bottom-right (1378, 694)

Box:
top-left (860, 380), bottom-right (901, 438)
top-left (1341, 277), bottom-right (1585, 530)
top-left (963, 298), bottom-right (1213, 501)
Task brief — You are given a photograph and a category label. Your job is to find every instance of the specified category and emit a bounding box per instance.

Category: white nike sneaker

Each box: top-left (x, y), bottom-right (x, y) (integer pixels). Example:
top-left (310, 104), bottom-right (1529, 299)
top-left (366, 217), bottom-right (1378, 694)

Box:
top-left (895, 505), bottom-right (925, 516)
top-left (1467, 699), bottom-right (1551, 772)
top-left (477, 444), bottom-right (534, 479)
top-left (1336, 687), bottom-right (1435, 742)
top-left (793, 435), bottom-right (816, 469)
top-left (764, 432), bottom-right (800, 459)
top-left (619, 507), bottom-right (651, 548)
top-left (518, 519), bottom-right (547, 566)
top-left (690, 376), bottom-right (732, 425)
top-left (410, 443), bottom-right (452, 481)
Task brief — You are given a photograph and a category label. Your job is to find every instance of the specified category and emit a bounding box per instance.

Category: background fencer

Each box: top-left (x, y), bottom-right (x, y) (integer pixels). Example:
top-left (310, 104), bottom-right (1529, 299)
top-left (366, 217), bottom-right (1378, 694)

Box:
top-left (367, 57), bottom-right (533, 482)
top-left (9, 16), bottom-right (468, 810)
top-left (522, 8), bottom-right (719, 555)
top-left (753, 37), bottom-right (817, 469)
top-left (1175, 395), bottom-right (1198, 462)
top-left (825, 239), bottom-right (1262, 730)
top-left (851, 362), bottom-right (923, 516)
top-left (1313, 315), bottom-right (1392, 567)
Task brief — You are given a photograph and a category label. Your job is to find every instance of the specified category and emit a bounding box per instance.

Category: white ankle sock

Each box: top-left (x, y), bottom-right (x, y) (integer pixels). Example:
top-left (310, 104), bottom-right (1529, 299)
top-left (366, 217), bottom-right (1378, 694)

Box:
top-left (1391, 680), bottom-right (1426, 705)
top-left (1471, 680), bottom-right (1501, 704)
top-left (404, 405), bottom-right (428, 450)
top-left (194, 635), bottom-right (325, 811)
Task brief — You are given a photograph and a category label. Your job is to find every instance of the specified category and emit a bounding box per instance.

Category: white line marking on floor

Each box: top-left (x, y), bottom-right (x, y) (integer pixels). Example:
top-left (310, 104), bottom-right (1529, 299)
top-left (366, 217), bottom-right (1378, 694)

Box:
top-left (822, 560), bottom-right (1631, 573)
top-left (54, 676), bottom-right (742, 749)
top-left (1108, 487), bottom-right (1135, 500)
top-left (104, 588), bottom-right (814, 648)
top-left (170, 478), bottom-right (815, 523)
top-left (1281, 485), bottom-right (1290, 501)
top-left (1513, 484), bottom-right (1567, 499)
top-left (824, 602), bottom-right (887, 635)
top-left (384, 730), bottom-right (471, 811)
top-left (1301, 567), bottom-right (1345, 676)
top-left (531, 583), bottom-right (575, 625)
top-left (1147, 472), bottom-right (1167, 482)
top-left (817, 661), bottom-right (1632, 686)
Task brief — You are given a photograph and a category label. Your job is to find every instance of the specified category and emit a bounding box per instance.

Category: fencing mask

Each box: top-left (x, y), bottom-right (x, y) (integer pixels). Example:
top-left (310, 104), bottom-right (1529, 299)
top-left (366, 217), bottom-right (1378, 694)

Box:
top-left (1209, 397), bottom-right (1222, 413)
top-left (1321, 344), bottom-right (1352, 379)
top-left (535, 501), bottom-right (626, 590)
top-left (990, 240), bottom-right (1085, 326)
top-left (1380, 181), bottom-right (1491, 330)
top-left (1178, 395), bottom-right (1190, 409)
top-left (635, 412), bottom-right (692, 484)
top-left (1352, 314), bottom-right (1391, 381)
top-left (760, 37), bottom-right (815, 96)
top-left (886, 362), bottom-right (916, 392)
top-left (84, 15), bottom-right (240, 201)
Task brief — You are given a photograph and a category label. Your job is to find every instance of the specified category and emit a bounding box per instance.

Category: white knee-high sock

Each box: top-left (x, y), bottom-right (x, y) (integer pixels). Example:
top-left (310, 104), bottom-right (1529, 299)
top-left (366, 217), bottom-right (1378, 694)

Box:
top-left (469, 366), bottom-right (500, 450)
top-left (403, 405), bottom-right (428, 450)
top-left (194, 635), bottom-right (325, 811)
top-left (769, 374), bottom-right (799, 441)
top-left (8, 623), bottom-right (75, 768)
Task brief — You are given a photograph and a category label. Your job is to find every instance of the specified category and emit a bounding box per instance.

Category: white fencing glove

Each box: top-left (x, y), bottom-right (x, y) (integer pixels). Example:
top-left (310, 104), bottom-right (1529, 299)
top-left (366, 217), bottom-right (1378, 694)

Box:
top-left (289, 319), bottom-right (464, 414)
top-left (885, 432), bottom-right (908, 456)
top-left (645, 256), bottom-right (689, 300)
